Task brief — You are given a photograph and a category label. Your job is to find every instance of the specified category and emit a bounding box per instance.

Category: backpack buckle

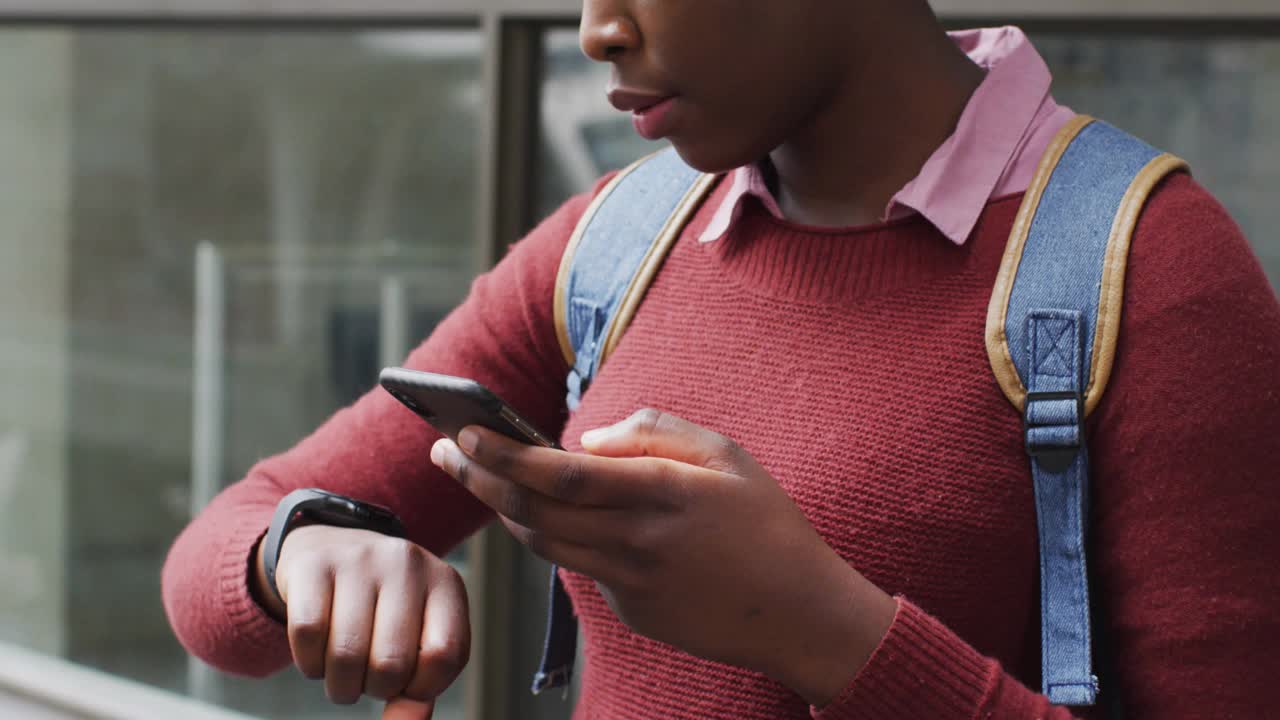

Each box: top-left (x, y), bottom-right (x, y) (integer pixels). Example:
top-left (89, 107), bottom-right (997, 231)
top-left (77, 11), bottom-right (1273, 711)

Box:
top-left (1024, 391), bottom-right (1084, 474)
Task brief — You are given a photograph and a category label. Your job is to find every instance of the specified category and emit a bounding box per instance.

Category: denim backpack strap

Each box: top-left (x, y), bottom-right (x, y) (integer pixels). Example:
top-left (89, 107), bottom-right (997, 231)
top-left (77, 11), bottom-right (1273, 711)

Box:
top-left (986, 115), bottom-right (1188, 706)
top-left (533, 147), bottom-right (714, 695)
top-left (554, 147), bottom-right (717, 412)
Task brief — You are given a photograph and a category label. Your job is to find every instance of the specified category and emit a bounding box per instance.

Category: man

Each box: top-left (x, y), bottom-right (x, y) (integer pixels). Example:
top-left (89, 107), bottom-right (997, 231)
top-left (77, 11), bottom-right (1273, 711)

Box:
top-left (165, 2), bottom-right (1280, 718)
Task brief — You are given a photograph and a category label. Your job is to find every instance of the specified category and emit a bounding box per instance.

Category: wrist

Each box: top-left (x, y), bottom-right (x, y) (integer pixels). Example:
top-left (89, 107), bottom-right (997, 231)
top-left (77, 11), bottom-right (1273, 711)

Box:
top-left (249, 532), bottom-right (287, 621)
top-left (260, 489), bottom-right (406, 609)
top-left (774, 562), bottom-right (897, 708)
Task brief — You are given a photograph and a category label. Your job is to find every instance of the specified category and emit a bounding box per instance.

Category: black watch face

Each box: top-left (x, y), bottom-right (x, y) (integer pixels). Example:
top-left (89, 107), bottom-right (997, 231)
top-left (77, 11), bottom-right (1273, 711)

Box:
top-left (322, 494), bottom-right (365, 517)
top-left (279, 490), bottom-right (404, 539)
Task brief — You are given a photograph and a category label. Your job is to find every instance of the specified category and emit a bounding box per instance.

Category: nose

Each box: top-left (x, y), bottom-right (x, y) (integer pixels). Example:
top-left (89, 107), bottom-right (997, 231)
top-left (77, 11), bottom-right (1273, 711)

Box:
top-left (580, 1), bottom-right (640, 63)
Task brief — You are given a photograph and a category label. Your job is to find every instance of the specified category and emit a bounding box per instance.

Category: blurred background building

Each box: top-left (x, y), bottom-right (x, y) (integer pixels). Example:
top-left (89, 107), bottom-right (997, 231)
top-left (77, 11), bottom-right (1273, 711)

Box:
top-left (0, 0), bottom-right (1275, 718)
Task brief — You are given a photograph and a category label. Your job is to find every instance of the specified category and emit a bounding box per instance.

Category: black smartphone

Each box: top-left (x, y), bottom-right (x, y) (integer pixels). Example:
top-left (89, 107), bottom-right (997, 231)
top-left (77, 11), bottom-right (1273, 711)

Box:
top-left (379, 368), bottom-right (562, 450)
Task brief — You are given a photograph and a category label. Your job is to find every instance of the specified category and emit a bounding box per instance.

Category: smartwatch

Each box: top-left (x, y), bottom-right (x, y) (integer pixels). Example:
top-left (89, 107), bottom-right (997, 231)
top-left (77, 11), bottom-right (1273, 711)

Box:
top-left (262, 489), bottom-right (407, 605)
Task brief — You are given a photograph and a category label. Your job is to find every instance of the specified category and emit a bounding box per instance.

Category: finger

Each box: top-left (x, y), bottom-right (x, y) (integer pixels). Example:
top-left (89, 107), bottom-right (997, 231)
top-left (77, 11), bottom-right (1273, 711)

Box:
top-left (383, 698), bottom-right (434, 720)
top-left (403, 563), bottom-right (471, 701)
top-left (364, 571), bottom-right (428, 700)
top-left (433, 439), bottom-right (636, 544)
top-left (441, 429), bottom-right (680, 508)
top-left (581, 408), bottom-right (750, 472)
top-left (283, 561), bottom-right (334, 680)
top-left (324, 577), bottom-right (378, 705)
top-left (498, 515), bottom-right (618, 581)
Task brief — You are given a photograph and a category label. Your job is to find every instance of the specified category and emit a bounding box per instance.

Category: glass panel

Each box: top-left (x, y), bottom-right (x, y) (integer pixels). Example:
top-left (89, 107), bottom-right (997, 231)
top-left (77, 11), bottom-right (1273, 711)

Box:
top-left (1033, 32), bottom-right (1280, 289)
top-left (0, 26), bottom-right (482, 719)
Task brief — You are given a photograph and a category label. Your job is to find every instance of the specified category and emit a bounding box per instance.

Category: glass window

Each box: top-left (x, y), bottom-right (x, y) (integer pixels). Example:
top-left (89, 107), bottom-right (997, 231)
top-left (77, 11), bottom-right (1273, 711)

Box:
top-left (1031, 32), bottom-right (1280, 288)
top-left (0, 26), bottom-right (482, 719)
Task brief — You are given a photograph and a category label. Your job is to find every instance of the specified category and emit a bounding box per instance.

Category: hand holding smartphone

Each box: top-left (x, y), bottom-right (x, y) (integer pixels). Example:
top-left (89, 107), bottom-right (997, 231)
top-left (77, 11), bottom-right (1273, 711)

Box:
top-left (379, 368), bottom-right (561, 450)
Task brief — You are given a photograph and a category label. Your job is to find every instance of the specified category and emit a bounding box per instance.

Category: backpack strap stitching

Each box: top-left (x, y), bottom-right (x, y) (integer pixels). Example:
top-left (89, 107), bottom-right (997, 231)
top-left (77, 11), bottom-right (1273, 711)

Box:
top-left (1025, 310), bottom-right (1098, 705)
top-left (992, 117), bottom-right (1189, 706)
top-left (986, 115), bottom-right (1187, 417)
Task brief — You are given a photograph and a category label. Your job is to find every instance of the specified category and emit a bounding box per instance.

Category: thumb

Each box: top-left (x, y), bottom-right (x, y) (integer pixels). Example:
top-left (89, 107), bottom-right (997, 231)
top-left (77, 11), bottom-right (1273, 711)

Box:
top-left (383, 698), bottom-right (434, 720)
top-left (581, 409), bottom-right (739, 469)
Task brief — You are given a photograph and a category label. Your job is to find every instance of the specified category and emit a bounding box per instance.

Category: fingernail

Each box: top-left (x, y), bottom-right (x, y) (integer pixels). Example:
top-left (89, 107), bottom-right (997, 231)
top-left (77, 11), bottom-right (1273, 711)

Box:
top-left (581, 427), bottom-right (610, 446)
top-left (431, 440), bottom-right (445, 466)
top-left (458, 428), bottom-right (478, 455)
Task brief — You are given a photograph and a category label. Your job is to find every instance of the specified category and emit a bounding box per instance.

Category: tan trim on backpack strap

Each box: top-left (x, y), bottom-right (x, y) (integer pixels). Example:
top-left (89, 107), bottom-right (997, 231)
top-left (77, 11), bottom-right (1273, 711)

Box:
top-left (987, 114), bottom-right (1190, 417)
top-left (986, 114), bottom-right (1095, 414)
top-left (1086, 152), bottom-right (1188, 416)
top-left (554, 157), bottom-right (651, 369)
top-left (598, 172), bottom-right (719, 369)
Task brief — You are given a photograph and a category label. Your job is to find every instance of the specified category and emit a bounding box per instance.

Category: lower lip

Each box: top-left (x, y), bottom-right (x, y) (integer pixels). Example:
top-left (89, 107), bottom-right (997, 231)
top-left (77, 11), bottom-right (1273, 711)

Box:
top-left (632, 97), bottom-right (678, 141)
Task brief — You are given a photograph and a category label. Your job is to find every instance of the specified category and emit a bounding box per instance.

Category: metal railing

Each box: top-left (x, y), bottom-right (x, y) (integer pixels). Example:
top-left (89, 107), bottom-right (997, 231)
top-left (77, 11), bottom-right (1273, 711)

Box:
top-left (0, 641), bottom-right (257, 720)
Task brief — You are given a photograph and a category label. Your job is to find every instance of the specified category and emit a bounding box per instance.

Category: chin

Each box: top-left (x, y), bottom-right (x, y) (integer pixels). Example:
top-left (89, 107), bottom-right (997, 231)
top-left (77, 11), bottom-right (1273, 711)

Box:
top-left (667, 134), bottom-right (763, 175)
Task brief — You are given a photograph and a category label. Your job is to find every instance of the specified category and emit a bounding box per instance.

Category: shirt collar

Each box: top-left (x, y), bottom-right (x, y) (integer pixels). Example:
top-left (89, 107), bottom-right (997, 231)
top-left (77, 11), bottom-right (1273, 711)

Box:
top-left (699, 26), bottom-right (1058, 246)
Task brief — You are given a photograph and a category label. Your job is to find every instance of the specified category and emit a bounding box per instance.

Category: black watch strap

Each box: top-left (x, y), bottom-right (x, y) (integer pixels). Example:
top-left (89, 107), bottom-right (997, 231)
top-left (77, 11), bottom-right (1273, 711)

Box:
top-left (262, 489), bottom-right (407, 606)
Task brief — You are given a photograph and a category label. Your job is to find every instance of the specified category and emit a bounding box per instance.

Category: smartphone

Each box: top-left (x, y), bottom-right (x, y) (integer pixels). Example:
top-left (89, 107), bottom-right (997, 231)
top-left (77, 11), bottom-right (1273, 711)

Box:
top-left (379, 367), bottom-right (561, 450)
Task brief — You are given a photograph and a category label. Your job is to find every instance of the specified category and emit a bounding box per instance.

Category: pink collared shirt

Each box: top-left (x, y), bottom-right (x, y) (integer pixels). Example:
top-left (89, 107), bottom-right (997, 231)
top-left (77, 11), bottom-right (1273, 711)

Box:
top-left (699, 26), bottom-right (1077, 246)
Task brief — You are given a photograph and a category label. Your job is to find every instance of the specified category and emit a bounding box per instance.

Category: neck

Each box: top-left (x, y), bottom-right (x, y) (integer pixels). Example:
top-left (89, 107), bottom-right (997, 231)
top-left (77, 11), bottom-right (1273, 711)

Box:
top-left (769, 17), bottom-right (985, 228)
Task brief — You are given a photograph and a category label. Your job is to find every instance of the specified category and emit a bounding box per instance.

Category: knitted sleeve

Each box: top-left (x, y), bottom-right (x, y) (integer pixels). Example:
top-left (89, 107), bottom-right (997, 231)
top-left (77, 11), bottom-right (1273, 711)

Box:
top-left (161, 184), bottom-right (601, 678)
top-left (814, 173), bottom-right (1280, 719)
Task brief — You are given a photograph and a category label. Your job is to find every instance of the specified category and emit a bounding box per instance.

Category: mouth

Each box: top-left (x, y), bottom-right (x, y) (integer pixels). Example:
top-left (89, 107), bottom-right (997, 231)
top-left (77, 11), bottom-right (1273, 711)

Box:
top-left (606, 87), bottom-right (675, 113)
top-left (607, 87), bottom-right (680, 141)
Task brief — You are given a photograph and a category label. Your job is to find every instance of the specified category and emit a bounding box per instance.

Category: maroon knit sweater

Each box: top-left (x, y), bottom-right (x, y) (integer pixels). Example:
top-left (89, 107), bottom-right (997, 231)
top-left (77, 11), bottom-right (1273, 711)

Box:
top-left (163, 172), bottom-right (1280, 719)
